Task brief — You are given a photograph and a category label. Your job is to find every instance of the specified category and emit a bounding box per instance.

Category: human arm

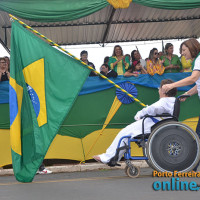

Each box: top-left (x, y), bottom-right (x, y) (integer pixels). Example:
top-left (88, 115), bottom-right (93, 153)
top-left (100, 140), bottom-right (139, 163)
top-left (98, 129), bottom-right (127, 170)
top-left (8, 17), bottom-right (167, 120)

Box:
top-left (124, 70), bottom-right (138, 77)
top-left (146, 60), bottom-right (154, 76)
top-left (157, 60), bottom-right (165, 75)
top-left (134, 100), bottom-right (166, 120)
top-left (175, 56), bottom-right (182, 71)
top-left (164, 64), bottom-right (174, 70)
top-left (89, 62), bottom-right (97, 76)
top-left (0, 68), bottom-right (5, 81)
top-left (107, 70), bottom-right (118, 78)
top-left (140, 65), bottom-right (147, 74)
top-left (167, 55), bottom-right (182, 71)
top-left (179, 85), bottom-right (198, 102)
top-left (108, 57), bottom-right (119, 69)
top-left (6, 71), bottom-right (10, 80)
top-left (162, 70), bottom-right (200, 93)
top-left (123, 56), bottom-right (130, 70)
top-left (184, 85), bottom-right (198, 96)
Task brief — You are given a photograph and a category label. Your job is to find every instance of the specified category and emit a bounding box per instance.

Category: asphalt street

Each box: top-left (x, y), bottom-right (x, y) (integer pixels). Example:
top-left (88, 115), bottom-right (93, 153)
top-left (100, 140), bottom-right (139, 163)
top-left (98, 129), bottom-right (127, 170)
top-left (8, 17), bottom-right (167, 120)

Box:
top-left (0, 168), bottom-right (200, 200)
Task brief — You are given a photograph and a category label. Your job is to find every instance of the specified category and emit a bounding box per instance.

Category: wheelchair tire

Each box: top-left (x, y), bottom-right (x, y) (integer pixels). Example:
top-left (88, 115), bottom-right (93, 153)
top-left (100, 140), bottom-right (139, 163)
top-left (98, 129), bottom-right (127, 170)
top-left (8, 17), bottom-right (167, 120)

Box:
top-left (125, 165), bottom-right (140, 178)
top-left (146, 121), bottom-right (200, 172)
top-left (142, 119), bottom-right (175, 170)
top-left (142, 144), bottom-right (155, 170)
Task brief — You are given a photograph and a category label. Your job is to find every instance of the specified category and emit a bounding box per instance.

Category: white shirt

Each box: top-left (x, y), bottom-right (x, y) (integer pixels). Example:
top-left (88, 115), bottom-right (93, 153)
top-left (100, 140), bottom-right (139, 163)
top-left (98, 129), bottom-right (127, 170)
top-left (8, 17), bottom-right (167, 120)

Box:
top-left (140, 59), bottom-right (146, 69)
top-left (133, 97), bottom-right (176, 134)
top-left (193, 55), bottom-right (200, 98)
top-left (135, 97), bottom-right (175, 119)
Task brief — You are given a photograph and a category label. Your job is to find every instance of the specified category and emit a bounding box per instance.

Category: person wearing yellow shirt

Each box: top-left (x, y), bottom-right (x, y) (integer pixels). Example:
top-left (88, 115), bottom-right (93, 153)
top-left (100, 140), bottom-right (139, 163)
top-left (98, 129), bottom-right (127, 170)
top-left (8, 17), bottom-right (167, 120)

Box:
top-left (181, 56), bottom-right (192, 72)
top-left (108, 45), bottom-right (130, 75)
top-left (146, 48), bottom-right (165, 76)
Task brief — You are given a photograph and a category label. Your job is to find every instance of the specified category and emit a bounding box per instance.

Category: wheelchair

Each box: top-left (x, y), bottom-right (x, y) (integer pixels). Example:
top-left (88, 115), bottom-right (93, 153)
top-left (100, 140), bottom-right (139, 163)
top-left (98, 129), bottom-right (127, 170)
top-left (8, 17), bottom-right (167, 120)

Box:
top-left (107, 95), bottom-right (200, 178)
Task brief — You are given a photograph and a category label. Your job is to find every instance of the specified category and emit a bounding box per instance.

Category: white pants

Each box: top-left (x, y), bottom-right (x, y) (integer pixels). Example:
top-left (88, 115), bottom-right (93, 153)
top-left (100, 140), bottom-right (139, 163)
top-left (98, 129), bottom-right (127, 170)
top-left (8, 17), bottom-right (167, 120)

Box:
top-left (99, 118), bottom-right (155, 164)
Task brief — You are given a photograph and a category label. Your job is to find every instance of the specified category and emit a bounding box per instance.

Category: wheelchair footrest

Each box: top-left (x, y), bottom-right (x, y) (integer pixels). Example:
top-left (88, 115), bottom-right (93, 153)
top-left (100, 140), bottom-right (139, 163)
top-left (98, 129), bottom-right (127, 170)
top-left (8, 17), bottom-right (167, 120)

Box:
top-left (107, 144), bottom-right (129, 167)
top-left (107, 162), bottom-right (121, 167)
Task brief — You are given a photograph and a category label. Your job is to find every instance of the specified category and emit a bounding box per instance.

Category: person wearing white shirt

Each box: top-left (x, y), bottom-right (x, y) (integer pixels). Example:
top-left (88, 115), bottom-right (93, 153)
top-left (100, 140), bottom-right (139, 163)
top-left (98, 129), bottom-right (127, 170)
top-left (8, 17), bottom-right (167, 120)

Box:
top-left (93, 79), bottom-right (177, 164)
top-left (162, 38), bottom-right (200, 171)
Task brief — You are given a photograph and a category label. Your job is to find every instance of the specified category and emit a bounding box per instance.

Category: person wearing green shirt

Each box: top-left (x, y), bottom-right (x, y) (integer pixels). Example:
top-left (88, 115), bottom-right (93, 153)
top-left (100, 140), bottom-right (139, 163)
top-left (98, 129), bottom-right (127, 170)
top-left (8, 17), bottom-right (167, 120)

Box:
top-left (161, 43), bottom-right (182, 73)
top-left (108, 45), bottom-right (130, 75)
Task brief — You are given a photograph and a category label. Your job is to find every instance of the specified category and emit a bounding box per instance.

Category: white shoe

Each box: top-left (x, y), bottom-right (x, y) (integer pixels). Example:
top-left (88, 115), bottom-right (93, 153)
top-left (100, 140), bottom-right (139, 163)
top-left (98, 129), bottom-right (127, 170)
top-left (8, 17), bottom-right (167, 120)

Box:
top-left (38, 168), bottom-right (52, 174)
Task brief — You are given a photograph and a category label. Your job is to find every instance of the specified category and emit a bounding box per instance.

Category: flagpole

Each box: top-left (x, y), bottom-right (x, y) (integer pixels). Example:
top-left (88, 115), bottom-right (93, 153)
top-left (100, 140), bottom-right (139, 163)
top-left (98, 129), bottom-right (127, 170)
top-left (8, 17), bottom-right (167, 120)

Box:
top-left (9, 14), bottom-right (146, 108)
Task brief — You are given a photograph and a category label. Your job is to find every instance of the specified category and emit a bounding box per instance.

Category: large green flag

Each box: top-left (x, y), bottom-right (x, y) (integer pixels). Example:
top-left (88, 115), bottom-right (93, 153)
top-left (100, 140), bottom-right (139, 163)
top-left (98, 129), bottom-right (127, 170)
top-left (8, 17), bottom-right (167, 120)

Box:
top-left (9, 21), bottom-right (90, 182)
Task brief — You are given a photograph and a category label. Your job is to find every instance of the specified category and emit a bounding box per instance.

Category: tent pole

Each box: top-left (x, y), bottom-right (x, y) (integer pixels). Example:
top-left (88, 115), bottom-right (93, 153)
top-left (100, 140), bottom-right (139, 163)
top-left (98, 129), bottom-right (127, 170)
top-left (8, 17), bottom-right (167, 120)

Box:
top-left (102, 8), bottom-right (116, 47)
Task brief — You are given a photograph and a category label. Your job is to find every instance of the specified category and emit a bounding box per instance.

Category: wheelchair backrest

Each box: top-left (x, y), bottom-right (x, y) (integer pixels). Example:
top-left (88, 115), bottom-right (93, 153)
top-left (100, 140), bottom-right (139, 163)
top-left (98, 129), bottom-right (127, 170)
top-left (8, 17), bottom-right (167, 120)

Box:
top-left (172, 98), bottom-right (180, 120)
top-left (173, 95), bottom-right (190, 120)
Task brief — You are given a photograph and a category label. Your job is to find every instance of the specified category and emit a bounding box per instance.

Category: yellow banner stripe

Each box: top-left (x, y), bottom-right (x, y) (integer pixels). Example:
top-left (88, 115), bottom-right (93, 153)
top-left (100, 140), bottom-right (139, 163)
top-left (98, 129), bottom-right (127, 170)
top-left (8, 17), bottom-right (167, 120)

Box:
top-left (10, 77), bottom-right (23, 155)
top-left (23, 58), bottom-right (47, 127)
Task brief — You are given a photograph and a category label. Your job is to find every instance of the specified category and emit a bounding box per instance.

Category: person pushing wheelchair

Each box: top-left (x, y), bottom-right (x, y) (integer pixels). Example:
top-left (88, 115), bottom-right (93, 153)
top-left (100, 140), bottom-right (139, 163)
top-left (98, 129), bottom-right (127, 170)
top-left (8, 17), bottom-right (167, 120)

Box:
top-left (93, 79), bottom-right (177, 164)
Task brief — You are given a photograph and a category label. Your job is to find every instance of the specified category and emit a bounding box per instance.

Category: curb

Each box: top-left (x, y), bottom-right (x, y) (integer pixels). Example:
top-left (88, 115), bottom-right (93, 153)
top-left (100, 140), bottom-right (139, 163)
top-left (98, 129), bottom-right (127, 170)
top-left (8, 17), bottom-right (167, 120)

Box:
top-left (0, 161), bottom-right (148, 176)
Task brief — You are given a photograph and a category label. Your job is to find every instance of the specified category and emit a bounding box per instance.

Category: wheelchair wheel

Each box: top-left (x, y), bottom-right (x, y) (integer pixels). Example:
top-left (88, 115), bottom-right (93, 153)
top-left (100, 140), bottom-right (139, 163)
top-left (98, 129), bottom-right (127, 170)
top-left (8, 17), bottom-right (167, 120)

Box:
top-left (147, 121), bottom-right (200, 172)
top-left (142, 144), bottom-right (155, 170)
top-left (125, 165), bottom-right (140, 178)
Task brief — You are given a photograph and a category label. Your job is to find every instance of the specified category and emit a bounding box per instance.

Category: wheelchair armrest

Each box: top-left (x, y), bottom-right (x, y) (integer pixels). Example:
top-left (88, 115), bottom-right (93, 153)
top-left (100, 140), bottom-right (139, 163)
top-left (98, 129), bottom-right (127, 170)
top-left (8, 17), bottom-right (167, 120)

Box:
top-left (177, 95), bottom-right (190, 101)
top-left (143, 113), bottom-right (172, 118)
top-left (141, 113), bottom-right (174, 135)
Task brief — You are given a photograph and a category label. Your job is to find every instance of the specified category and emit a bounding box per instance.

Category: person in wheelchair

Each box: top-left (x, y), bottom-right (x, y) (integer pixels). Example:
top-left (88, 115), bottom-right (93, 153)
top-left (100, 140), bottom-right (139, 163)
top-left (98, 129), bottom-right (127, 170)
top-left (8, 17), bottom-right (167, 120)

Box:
top-left (93, 79), bottom-right (177, 164)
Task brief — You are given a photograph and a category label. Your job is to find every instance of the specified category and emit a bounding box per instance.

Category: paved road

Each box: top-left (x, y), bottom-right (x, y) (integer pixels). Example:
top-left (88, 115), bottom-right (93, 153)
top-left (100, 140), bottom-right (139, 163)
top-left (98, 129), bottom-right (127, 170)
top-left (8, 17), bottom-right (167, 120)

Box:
top-left (0, 168), bottom-right (200, 200)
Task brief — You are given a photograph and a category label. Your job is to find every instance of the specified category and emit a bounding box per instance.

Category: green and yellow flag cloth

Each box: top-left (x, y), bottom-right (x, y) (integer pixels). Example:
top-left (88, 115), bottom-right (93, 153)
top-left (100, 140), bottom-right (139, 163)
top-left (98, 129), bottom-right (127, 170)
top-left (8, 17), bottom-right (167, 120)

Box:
top-left (9, 21), bottom-right (90, 182)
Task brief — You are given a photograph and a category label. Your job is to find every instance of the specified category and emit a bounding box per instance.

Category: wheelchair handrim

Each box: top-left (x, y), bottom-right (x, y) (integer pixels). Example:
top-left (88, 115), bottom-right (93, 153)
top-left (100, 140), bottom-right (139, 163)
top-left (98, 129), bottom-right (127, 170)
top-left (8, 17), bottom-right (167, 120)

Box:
top-left (147, 122), bottom-right (200, 173)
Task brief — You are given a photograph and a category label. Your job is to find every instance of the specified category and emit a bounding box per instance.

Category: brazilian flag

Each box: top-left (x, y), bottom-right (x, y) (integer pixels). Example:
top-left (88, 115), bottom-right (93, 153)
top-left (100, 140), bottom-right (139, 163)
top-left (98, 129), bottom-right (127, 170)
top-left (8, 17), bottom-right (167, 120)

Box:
top-left (9, 21), bottom-right (90, 182)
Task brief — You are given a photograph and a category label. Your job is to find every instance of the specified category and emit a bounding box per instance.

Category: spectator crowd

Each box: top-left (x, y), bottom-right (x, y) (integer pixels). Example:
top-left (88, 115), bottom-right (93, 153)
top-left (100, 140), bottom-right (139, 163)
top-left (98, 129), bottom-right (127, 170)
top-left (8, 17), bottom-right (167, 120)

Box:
top-left (0, 42), bottom-right (193, 82)
top-left (79, 42), bottom-right (192, 79)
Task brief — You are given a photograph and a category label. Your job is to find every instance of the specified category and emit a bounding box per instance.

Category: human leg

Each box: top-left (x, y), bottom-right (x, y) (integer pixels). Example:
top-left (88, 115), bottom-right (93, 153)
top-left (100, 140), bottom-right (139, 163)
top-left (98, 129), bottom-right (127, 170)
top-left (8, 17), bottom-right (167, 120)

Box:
top-left (39, 163), bottom-right (45, 171)
top-left (98, 121), bottom-right (142, 163)
top-left (37, 162), bottom-right (52, 174)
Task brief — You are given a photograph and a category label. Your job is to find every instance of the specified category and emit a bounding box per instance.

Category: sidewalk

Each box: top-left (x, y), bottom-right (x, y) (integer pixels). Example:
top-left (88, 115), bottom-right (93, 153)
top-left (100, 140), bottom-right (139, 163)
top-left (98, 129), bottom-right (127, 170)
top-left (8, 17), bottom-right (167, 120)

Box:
top-left (0, 160), bottom-right (148, 176)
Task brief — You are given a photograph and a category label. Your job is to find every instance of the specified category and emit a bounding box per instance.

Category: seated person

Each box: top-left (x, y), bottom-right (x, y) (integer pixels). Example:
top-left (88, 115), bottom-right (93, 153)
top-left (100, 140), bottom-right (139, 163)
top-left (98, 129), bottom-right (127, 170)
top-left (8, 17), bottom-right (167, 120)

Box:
top-left (93, 79), bottom-right (177, 164)
top-left (80, 50), bottom-right (97, 76)
top-left (124, 60), bottom-right (147, 77)
top-left (100, 64), bottom-right (118, 78)
top-left (0, 57), bottom-right (10, 81)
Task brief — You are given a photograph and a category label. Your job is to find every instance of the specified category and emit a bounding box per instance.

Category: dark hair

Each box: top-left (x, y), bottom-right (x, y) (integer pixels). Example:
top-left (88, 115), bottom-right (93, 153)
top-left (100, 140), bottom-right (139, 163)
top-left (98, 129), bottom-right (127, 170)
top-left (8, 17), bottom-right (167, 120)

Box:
top-left (149, 48), bottom-right (158, 62)
top-left (125, 54), bottom-right (130, 60)
top-left (131, 50), bottom-right (138, 62)
top-left (101, 63), bottom-right (109, 69)
top-left (104, 56), bottom-right (109, 64)
top-left (112, 45), bottom-right (123, 56)
top-left (165, 43), bottom-right (173, 54)
top-left (160, 79), bottom-right (177, 97)
top-left (0, 57), bottom-right (6, 62)
top-left (180, 38), bottom-right (200, 59)
top-left (80, 50), bottom-right (88, 56)
top-left (130, 60), bottom-right (140, 71)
